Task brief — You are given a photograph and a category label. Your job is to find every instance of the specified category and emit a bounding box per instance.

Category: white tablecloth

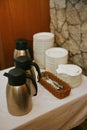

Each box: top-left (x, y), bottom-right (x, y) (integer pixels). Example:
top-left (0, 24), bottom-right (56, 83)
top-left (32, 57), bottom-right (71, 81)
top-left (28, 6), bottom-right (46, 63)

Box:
top-left (0, 68), bottom-right (87, 130)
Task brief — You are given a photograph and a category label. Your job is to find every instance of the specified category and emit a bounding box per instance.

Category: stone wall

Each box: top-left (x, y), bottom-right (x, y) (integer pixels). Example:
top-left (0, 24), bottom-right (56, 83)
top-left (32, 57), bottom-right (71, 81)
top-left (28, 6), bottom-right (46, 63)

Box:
top-left (50, 0), bottom-right (87, 75)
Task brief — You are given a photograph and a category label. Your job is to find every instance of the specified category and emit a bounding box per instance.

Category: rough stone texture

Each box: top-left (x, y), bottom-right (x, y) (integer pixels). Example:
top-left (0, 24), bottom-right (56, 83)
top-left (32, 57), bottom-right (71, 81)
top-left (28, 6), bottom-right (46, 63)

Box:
top-left (55, 32), bottom-right (65, 45)
top-left (54, 0), bottom-right (66, 9)
top-left (68, 25), bottom-right (81, 44)
top-left (56, 9), bottom-right (66, 32)
top-left (63, 38), bottom-right (80, 55)
top-left (75, 1), bottom-right (87, 22)
top-left (81, 22), bottom-right (87, 33)
top-left (50, 0), bottom-right (87, 75)
top-left (62, 22), bottom-right (69, 39)
top-left (80, 33), bottom-right (87, 52)
top-left (66, 2), bottom-right (81, 25)
top-left (69, 0), bottom-right (80, 5)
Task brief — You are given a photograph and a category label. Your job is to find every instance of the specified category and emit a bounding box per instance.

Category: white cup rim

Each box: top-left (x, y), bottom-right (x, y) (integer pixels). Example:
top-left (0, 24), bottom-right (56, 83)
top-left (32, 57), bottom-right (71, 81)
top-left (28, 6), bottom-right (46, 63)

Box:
top-left (45, 47), bottom-right (68, 58)
top-left (33, 32), bottom-right (54, 41)
top-left (56, 64), bottom-right (82, 76)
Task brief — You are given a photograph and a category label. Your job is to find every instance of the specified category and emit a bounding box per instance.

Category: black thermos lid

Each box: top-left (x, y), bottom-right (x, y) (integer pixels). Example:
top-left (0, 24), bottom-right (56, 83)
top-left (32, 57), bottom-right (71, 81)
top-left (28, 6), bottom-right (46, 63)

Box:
top-left (16, 39), bottom-right (28, 50)
top-left (7, 68), bottom-right (26, 86)
top-left (15, 56), bottom-right (32, 70)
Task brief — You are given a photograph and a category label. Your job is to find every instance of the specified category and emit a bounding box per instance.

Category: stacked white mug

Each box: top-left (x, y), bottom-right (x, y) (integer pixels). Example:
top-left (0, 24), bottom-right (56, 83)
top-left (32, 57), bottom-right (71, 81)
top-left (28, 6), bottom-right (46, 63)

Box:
top-left (33, 32), bottom-right (54, 68)
top-left (45, 47), bottom-right (68, 75)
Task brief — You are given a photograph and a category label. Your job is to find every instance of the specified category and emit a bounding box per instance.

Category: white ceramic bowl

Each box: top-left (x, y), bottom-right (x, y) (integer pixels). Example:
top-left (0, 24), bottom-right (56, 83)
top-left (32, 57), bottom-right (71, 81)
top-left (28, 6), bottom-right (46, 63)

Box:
top-left (56, 64), bottom-right (82, 88)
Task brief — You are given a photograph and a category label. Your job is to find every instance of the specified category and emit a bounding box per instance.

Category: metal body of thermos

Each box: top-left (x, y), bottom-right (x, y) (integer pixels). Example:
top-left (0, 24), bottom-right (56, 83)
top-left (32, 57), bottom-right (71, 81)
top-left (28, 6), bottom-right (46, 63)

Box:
top-left (4, 68), bottom-right (37, 116)
top-left (14, 56), bottom-right (41, 96)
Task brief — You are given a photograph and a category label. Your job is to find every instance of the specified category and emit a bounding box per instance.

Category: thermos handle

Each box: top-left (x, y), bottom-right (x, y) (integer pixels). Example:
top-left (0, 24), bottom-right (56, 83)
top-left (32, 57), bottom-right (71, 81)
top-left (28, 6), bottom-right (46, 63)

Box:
top-left (31, 62), bottom-right (41, 81)
top-left (3, 72), bottom-right (9, 77)
top-left (26, 75), bottom-right (37, 96)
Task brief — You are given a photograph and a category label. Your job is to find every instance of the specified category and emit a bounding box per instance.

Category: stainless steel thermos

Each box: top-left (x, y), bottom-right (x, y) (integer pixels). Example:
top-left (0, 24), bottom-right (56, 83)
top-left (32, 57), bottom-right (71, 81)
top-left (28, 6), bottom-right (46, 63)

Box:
top-left (4, 68), bottom-right (37, 116)
top-left (14, 39), bottom-right (31, 59)
top-left (4, 38), bottom-right (41, 116)
top-left (14, 56), bottom-right (41, 96)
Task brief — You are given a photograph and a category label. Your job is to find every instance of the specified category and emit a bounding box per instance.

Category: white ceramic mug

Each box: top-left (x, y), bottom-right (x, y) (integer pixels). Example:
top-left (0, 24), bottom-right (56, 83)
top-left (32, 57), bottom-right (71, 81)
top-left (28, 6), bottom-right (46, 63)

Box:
top-left (45, 47), bottom-right (68, 74)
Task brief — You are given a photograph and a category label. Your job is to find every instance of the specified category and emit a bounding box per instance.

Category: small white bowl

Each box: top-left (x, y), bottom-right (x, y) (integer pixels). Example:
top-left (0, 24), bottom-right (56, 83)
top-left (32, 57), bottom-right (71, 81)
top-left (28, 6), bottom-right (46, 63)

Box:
top-left (56, 64), bottom-right (82, 88)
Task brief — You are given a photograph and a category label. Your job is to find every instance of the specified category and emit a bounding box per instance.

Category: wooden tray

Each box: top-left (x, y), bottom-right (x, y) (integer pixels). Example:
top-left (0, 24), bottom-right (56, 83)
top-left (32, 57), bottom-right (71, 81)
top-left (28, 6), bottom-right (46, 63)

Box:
top-left (39, 71), bottom-right (71, 99)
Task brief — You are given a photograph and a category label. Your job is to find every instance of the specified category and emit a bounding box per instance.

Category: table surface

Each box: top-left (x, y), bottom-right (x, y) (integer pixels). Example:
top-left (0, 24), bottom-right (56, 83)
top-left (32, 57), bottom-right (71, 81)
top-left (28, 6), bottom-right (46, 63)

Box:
top-left (0, 67), bottom-right (87, 130)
